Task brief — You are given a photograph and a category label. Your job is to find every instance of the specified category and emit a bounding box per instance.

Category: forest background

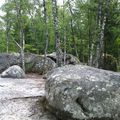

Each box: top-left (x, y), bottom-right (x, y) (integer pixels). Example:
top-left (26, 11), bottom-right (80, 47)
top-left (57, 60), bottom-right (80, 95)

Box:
top-left (0, 0), bottom-right (120, 70)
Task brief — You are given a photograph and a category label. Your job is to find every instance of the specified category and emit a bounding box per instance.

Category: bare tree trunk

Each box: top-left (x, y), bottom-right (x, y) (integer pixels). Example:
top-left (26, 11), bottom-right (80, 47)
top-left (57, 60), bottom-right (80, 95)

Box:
top-left (6, 30), bottom-right (9, 53)
top-left (95, 0), bottom-right (102, 68)
top-left (88, 7), bottom-right (93, 66)
top-left (63, 0), bottom-right (66, 65)
top-left (95, 0), bottom-right (109, 68)
top-left (42, 0), bottom-right (49, 74)
top-left (20, 29), bottom-right (25, 71)
top-left (6, 21), bottom-right (10, 53)
top-left (6, 10), bottom-right (12, 53)
top-left (14, 0), bottom-right (25, 71)
top-left (89, 43), bottom-right (94, 66)
top-left (52, 0), bottom-right (63, 67)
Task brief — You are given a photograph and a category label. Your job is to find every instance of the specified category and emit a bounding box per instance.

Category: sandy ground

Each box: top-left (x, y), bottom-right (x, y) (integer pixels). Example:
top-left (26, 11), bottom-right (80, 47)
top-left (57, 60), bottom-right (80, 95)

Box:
top-left (0, 73), bottom-right (57, 120)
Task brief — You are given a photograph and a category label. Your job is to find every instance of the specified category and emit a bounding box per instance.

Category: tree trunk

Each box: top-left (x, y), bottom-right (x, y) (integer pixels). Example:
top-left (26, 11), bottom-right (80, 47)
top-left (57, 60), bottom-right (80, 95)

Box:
top-left (43, 0), bottom-right (49, 74)
top-left (20, 29), bottom-right (25, 71)
top-left (95, 0), bottom-right (102, 68)
top-left (52, 0), bottom-right (62, 67)
top-left (6, 10), bottom-right (12, 53)
top-left (88, 7), bottom-right (92, 66)
top-left (63, 0), bottom-right (66, 65)
top-left (14, 0), bottom-right (25, 71)
top-left (95, 0), bottom-right (109, 68)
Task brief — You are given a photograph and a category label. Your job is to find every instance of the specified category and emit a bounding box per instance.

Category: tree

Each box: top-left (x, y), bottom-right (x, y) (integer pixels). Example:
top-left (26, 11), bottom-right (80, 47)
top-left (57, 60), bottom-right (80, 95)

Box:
top-left (52, 0), bottom-right (62, 67)
top-left (95, 0), bottom-right (110, 68)
top-left (13, 0), bottom-right (27, 71)
top-left (42, 0), bottom-right (49, 73)
top-left (63, 0), bottom-right (67, 65)
top-left (0, 0), bottom-right (120, 71)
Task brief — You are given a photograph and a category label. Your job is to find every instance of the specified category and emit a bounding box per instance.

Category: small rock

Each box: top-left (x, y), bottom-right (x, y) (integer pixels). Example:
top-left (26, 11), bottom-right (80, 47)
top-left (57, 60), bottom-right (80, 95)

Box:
top-left (1, 65), bottom-right (25, 78)
top-left (47, 52), bottom-right (80, 65)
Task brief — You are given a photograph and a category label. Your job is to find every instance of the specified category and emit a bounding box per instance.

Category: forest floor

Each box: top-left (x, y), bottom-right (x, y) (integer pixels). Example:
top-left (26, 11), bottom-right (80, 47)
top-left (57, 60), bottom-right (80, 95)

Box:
top-left (0, 73), bottom-right (46, 100)
top-left (26, 73), bottom-right (45, 82)
top-left (0, 73), bottom-right (57, 120)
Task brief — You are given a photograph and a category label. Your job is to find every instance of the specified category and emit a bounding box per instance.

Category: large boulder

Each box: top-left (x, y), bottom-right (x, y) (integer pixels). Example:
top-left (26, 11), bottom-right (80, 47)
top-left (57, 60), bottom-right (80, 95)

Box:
top-left (0, 53), bottom-right (56, 74)
top-left (1, 65), bottom-right (25, 78)
top-left (0, 76), bottom-right (57, 120)
top-left (0, 53), bottom-right (20, 73)
top-left (45, 65), bottom-right (120, 120)
top-left (25, 53), bottom-right (56, 74)
top-left (47, 52), bottom-right (80, 65)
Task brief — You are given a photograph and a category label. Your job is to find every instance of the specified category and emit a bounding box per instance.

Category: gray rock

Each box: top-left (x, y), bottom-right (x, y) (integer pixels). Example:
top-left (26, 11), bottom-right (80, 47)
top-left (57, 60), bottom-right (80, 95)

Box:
top-left (47, 52), bottom-right (80, 65)
top-left (0, 53), bottom-right (20, 73)
top-left (0, 53), bottom-right (56, 74)
top-left (46, 52), bottom-right (57, 62)
top-left (25, 53), bottom-right (56, 74)
top-left (1, 65), bottom-right (25, 78)
top-left (45, 65), bottom-right (120, 120)
top-left (66, 54), bottom-right (80, 65)
top-left (0, 77), bottom-right (57, 120)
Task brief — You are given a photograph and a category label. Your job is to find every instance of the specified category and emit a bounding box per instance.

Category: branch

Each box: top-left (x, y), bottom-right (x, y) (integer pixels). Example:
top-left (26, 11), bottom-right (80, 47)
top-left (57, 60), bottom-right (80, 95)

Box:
top-left (13, 39), bottom-right (22, 49)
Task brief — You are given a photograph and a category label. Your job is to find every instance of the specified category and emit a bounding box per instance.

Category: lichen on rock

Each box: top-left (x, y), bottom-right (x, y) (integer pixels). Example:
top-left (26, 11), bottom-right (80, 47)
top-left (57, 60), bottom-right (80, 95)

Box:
top-left (45, 65), bottom-right (120, 120)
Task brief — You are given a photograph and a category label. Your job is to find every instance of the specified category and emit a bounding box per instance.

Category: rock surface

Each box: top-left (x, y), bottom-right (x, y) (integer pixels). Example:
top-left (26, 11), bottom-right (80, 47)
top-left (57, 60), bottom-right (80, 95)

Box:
top-left (0, 77), bottom-right (57, 120)
top-left (45, 65), bottom-right (120, 120)
top-left (25, 53), bottom-right (56, 74)
top-left (1, 65), bottom-right (25, 78)
top-left (47, 52), bottom-right (80, 65)
top-left (0, 53), bottom-right (56, 74)
top-left (0, 53), bottom-right (20, 73)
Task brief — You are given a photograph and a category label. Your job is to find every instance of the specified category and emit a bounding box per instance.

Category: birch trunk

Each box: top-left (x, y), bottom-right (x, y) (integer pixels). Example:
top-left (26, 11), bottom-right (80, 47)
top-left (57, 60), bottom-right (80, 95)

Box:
top-left (95, 0), bottom-right (102, 68)
top-left (5, 7), bottom-right (12, 53)
top-left (52, 0), bottom-right (62, 67)
top-left (43, 0), bottom-right (49, 74)
top-left (14, 0), bottom-right (25, 71)
top-left (63, 0), bottom-right (66, 65)
top-left (95, 0), bottom-right (109, 68)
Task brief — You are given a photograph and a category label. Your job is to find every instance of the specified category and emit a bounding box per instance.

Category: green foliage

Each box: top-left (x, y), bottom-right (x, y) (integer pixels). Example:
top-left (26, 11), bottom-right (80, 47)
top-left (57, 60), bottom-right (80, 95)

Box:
top-left (0, 0), bottom-right (120, 70)
top-left (0, 31), bottom-right (6, 52)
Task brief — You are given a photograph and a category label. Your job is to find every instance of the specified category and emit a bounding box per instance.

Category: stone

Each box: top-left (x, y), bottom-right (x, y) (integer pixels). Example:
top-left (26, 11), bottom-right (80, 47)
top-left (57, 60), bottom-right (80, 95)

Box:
top-left (25, 53), bottom-right (56, 74)
top-left (0, 77), bottom-right (57, 120)
top-left (45, 65), bottom-right (120, 120)
top-left (1, 65), bottom-right (25, 78)
top-left (46, 52), bottom-right (57, 62)
top-left (66, 54), bottom-right (80, 65)
top-left (47, 52), bottom-right (80, 65)
top-left (0, 53), bottom-right (20, 73)
top-left (0, 53), bottom-right (56, 74)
